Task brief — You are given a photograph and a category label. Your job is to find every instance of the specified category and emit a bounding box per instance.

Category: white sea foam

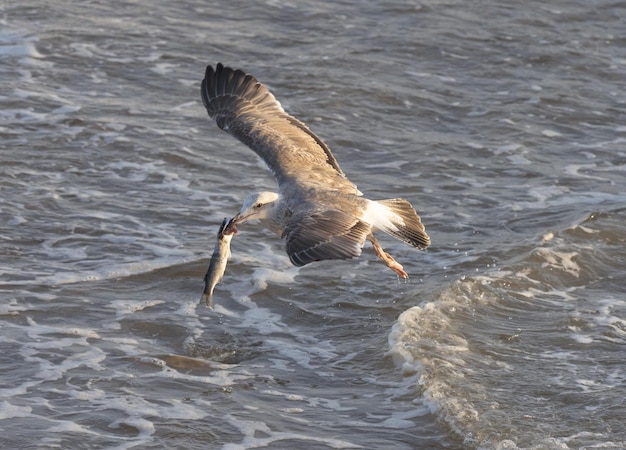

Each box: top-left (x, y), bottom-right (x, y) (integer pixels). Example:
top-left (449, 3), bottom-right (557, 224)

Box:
top-left (150, 63), bottom-right (177, 75)
top-left (567, 297), bottom-right (626, 344)
top-left (222, 414), bottom-right (362, 450)
top-left (388, 301), bottom-right (476, 433)
top-left (29, 258), bottom-right (194, 286)
top-left (0, 42), bottom-right (43, 58)
top-left (46, 421), bottom-right (100, 435)
top-left (533, 247), bottom-right (581, 277)
top-left (0, 298), bottom-right (28, 315)
top-left (110, 299), bottom-right (166, 316)
top-left (0, 311), bottom-right (242, 447)
top-left (541, 129), bottom-right (563, 138)
top-left (0, 401), bottom-right (32, 420)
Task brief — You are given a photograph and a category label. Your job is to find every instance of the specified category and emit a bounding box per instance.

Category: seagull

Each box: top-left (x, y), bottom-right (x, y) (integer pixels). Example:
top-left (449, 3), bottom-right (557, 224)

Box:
top-left (200, 63), bottom-right (430, 278)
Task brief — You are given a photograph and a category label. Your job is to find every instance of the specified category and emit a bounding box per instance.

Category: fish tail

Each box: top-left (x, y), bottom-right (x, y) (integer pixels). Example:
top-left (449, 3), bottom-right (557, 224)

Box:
top-left (201, 292), bottom-right (214, 309)
top-left (202, 268), bottom-right (216, 309)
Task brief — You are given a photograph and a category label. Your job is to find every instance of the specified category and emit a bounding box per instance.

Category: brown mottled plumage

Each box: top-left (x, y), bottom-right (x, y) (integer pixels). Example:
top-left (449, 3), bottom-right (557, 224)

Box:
top-left (200, 63), bottom-right (430, 278)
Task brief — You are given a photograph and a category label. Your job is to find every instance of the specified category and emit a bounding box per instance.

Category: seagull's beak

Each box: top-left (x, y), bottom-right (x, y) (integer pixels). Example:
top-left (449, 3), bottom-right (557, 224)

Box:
top-left (231, 212), bottom-right (245, 225)
top-left (230, 209), bottom-right (253, 227)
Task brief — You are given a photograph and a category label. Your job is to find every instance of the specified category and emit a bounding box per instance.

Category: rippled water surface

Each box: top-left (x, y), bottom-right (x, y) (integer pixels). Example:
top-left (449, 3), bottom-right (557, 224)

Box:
top-left (1, 1), bottom-right (625, 448)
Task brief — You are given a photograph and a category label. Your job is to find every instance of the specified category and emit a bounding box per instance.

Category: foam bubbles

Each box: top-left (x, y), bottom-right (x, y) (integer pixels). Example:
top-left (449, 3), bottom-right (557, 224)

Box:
top-left (222, 414), bottom-right (360, 450)
top-left (0, 42), bottom-right (43, 58)
top-left (0, 401), bottom-right (32, 420)
top-left (533, 247), bottom-right (581, 277)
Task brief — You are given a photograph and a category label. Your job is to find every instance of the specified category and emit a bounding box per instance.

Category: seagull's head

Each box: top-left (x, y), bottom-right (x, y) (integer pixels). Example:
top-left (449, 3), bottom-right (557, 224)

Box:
top-left (233, 191), bottom-right (280, 224)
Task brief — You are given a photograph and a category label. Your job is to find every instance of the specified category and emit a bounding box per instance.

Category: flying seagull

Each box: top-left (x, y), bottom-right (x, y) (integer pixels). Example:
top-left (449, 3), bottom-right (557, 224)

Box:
top-left (200, 63), bottom-right (430, 278)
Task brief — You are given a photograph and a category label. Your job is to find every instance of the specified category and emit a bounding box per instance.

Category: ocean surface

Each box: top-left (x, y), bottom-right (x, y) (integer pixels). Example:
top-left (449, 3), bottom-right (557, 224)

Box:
top-left (1, 1), bottom-right (625, 448)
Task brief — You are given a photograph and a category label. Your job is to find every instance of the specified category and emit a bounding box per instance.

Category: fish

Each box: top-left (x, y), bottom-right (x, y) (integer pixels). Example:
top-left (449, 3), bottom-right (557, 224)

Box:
top-left (201, 217), bottom-right (237, 308)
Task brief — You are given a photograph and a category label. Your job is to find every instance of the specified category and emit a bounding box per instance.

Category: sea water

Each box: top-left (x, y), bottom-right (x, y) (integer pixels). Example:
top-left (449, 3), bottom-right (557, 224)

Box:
top-left (1, 0), bottom-right (625, 448)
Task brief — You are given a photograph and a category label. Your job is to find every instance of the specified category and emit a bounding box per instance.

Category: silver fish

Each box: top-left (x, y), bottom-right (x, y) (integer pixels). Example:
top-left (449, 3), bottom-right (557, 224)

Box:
top-left (202, 217), bottom-right (237, 308)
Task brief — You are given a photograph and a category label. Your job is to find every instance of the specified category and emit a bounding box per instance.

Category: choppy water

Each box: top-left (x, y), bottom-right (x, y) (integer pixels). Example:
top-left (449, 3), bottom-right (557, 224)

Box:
top-left (1, 0), bottom-right (625, 448)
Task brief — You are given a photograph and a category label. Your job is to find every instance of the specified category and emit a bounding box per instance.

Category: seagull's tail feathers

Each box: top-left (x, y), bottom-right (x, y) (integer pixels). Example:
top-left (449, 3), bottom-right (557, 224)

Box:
top-left (369, 199), bottom-right (430, 250)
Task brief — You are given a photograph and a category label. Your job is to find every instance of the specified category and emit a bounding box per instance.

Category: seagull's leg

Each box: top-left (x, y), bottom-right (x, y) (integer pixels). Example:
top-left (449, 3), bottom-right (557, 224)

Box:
top-left (367, 233), bottom-right (408, 279)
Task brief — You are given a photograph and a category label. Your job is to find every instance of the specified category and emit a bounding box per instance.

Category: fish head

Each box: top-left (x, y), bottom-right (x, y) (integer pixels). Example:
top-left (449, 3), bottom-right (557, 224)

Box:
top-left (218, 217), bottom-right (238, 236)
top-left (232, 191), bottom-right (279, 224)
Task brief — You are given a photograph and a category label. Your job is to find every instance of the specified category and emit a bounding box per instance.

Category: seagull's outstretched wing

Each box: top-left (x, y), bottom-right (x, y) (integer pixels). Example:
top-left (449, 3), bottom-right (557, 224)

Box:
top-left (201, 63), bottom-right (359, 194)
top-left (282, 209), bottom-right (370, 266)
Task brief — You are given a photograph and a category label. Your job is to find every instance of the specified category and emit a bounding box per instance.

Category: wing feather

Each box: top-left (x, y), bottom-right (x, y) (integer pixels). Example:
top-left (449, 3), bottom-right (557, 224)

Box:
top-left (201, 64), bottom-right (358, 193)
top-left (282, 210), bottom-right (370, 266)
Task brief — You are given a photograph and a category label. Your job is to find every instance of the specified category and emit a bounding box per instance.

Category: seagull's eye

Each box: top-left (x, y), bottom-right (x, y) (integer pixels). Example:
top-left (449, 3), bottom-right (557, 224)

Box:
top-left (255, 203), bottom-right (263, 208)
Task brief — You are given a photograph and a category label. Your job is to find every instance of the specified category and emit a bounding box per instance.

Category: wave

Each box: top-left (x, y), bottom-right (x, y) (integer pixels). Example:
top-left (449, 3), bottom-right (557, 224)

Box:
top-left (388, 209), bottom-right (626, 449)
